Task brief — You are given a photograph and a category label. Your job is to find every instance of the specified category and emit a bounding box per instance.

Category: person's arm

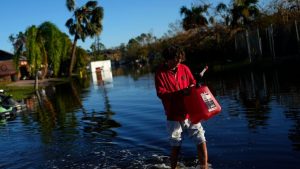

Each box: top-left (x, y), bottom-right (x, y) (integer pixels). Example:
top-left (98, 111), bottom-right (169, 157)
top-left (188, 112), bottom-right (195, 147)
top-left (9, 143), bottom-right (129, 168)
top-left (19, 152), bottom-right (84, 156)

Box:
top-left (199, 65), bottom-right (208, 77)
top-left (155, 72), bottom-right (182, 99)
top-left (184, 65), bottom-right (196, 86)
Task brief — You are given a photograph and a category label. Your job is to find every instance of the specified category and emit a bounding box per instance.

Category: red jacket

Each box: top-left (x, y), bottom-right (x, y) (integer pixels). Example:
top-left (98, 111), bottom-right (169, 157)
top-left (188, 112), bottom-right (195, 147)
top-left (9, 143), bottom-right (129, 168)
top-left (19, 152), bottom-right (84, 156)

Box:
top-left (155, 63), bottom-right (196, 121)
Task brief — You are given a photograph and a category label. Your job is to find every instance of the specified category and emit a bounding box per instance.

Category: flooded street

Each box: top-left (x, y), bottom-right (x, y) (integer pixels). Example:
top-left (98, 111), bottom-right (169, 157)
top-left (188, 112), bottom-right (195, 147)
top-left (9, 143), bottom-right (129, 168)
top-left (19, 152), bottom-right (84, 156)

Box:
top-left (1, 66), bottom-right (300, 169)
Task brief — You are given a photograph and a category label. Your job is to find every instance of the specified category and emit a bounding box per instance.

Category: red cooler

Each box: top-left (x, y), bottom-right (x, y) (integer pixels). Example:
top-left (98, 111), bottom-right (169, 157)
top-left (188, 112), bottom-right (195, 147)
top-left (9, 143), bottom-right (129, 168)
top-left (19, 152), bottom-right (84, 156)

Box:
top-left (184, 85), bottom-right (221, 123)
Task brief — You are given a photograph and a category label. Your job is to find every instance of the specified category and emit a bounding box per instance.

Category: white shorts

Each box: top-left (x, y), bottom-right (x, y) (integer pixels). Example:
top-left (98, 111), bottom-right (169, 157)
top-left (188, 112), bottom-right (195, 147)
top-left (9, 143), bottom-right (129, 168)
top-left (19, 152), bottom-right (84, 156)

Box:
top-left (166, 119), bottom-right (206, 147)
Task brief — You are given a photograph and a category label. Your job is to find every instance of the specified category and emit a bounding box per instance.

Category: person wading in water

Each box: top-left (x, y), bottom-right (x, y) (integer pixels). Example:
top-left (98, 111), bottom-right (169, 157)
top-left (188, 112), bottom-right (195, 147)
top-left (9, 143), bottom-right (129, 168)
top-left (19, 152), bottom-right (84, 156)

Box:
top-left (155, 45), bottom-right (208, 169)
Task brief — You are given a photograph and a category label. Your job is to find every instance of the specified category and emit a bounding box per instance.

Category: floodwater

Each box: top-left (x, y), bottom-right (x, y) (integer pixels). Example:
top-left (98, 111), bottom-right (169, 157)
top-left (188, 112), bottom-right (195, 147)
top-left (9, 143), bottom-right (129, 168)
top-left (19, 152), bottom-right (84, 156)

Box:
top-left (0, 66), bottom-right (300, 169)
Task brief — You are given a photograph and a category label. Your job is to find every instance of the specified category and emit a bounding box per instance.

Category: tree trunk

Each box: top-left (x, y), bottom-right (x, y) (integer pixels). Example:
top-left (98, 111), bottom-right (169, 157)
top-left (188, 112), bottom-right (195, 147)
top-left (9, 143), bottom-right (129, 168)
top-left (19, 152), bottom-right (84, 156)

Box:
top-left (34, 70), bottom-right (38, 90)
top-left (69, 36), bottom-right (78, 77)
top-left (41, 64), bottom-right (48, 79)
top-left (245, 30), bottom-right (252, 63)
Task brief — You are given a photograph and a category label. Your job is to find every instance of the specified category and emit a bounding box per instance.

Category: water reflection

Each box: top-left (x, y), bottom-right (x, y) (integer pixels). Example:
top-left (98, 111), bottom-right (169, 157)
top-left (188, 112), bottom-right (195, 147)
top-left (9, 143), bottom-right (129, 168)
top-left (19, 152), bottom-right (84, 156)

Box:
top-left (286, 109), bottom-right (300, 151)
top-left (82, 111), bottom-right (121, 137)
top-left (212, 67), bottom-right (300, 152)
top-left (112, 65), bottom-right (152, 80)
top-left (279, 76), bottom-right (300, 151)
top-left (82, 70), bottom-right (121, 137)
top-left (238, 71), bottom-right (271, 129)
top-left (21, 83), bottom-right (82, 143)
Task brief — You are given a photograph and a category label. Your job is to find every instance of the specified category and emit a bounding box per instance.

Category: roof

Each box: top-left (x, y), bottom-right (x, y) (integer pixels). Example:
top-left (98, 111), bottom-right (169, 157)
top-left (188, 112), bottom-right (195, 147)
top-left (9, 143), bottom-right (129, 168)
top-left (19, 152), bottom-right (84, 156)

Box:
top-left (19, 56), bottom-right (27, 61)
top-left (0, 50), bottom-right (14, 61)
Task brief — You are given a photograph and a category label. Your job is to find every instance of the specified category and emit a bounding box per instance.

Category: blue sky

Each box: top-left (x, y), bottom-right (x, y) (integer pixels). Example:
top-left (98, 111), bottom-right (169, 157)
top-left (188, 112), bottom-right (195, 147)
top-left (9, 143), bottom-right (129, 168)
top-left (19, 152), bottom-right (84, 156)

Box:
top-left (0, 0), bottom-right (231, 53)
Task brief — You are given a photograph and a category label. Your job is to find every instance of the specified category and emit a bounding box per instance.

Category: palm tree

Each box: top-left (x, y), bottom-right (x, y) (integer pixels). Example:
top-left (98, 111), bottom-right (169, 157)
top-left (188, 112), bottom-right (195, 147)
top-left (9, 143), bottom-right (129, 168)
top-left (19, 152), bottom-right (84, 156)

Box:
top-left (66, 0), bottom-right (104, 76)
top-left (180, 4), bottom-right (210, 31)
top-left (216, 2), bottom-right (232, 26)
top-left (231, 0), bottom-right (260, 27)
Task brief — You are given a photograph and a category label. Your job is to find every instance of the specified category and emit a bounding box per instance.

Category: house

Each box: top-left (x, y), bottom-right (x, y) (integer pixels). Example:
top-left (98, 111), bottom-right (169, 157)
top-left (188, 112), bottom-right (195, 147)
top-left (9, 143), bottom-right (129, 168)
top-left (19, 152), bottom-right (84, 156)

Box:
top-left (0, 50), bottom-right (29, 82)
top-left (0, 50), bottom-right (17, 81)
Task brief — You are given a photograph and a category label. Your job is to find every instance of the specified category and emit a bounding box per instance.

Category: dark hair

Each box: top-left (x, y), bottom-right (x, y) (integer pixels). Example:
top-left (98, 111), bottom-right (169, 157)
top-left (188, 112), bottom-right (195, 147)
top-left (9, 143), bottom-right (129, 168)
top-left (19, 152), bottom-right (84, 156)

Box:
top-left (162, 45), bottom-right (186, 61)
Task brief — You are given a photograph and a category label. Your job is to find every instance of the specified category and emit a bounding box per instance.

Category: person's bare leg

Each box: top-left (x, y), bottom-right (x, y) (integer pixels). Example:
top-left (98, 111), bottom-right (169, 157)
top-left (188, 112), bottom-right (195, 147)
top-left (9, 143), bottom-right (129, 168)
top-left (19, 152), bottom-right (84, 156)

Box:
top-left (197, 142), bottom-right (208, 168)
top-left (170, 146), bottom-right (180, 169)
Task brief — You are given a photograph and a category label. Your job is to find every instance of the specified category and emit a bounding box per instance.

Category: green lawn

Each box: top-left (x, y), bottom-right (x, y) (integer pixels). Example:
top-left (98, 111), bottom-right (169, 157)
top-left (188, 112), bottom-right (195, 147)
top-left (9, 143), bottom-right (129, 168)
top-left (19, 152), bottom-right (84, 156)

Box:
top-left (0, 83), bottom-right (34, 100)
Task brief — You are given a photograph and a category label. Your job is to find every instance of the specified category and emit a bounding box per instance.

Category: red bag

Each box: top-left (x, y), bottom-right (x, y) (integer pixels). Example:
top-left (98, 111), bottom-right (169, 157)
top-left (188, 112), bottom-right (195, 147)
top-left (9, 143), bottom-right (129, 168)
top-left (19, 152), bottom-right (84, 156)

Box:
top-left (184, 85), bottom-right (221, 123)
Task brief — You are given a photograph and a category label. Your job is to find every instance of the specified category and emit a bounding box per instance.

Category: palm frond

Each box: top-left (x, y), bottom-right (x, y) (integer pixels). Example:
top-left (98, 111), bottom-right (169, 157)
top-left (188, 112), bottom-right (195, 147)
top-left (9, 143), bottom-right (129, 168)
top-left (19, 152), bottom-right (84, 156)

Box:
top-left (65, 18), bottom-right (74, 28)
top-left (86, 1), bottom-right (97, 8)
top-left (66, 0), bottom-right (75, 11)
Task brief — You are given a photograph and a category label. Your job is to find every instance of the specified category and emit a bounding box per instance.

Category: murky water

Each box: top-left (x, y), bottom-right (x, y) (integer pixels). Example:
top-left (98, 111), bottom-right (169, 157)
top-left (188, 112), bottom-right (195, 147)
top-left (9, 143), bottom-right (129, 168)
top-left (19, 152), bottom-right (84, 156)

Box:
top-left (1, 66), bottom-right (300, 169)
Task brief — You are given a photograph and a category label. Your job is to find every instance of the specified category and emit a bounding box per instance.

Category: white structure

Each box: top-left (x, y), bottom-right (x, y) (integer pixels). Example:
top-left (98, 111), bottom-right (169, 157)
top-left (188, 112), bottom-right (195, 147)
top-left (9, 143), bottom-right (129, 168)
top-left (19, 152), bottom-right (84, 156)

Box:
top-left (90, 60), bottom-right (113, 84)
top-left (90, 60), bottom-right (111, 72)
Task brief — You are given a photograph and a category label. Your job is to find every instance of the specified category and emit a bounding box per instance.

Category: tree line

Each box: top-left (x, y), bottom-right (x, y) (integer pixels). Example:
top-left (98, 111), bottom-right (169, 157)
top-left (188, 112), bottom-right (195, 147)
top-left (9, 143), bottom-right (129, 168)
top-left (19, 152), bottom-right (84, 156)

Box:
top-left (9, 0), bottom-right (300, 79)
top-left (105, 0), bottom-right (300, 71)
top-left (9, 0), bottom-right (103, 79)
